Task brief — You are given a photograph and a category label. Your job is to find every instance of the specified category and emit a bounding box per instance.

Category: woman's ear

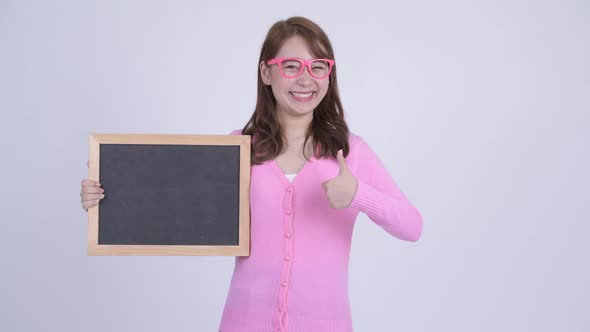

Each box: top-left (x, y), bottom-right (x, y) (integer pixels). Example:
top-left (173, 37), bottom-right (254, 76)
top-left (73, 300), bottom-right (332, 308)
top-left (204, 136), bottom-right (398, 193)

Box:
top-left (260, 61), bottom-right (271, 85)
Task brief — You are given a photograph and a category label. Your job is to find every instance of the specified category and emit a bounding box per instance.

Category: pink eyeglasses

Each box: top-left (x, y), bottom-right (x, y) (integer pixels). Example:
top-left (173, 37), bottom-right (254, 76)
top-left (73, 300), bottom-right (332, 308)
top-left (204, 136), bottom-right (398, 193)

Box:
top-left (266, 57), bottom-right (335, 79)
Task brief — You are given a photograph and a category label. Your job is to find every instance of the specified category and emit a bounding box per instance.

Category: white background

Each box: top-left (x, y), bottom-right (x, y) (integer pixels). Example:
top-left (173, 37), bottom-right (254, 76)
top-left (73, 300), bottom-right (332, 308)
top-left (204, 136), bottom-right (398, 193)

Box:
top-left (1, 0), bottom-right (588, 331)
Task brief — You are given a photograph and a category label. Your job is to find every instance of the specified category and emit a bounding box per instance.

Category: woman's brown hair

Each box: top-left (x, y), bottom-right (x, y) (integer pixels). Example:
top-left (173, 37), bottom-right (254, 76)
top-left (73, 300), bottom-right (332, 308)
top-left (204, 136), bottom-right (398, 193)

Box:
top-left (242, 16), bottom-right (350, 165)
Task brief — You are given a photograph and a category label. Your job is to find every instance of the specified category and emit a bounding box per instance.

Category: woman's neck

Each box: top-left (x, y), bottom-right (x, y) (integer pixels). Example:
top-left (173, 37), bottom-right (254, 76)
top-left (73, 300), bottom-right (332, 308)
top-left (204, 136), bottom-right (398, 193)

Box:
top-left (277, 111), bottom-right (312, 142)
top-left (277, 110), bottom-right (314, 154)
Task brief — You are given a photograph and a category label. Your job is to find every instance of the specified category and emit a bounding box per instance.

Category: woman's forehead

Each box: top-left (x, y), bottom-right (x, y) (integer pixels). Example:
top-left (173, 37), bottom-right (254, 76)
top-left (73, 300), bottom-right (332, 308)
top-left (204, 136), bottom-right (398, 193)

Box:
top-left (275, 35), bottom-right (324, 59)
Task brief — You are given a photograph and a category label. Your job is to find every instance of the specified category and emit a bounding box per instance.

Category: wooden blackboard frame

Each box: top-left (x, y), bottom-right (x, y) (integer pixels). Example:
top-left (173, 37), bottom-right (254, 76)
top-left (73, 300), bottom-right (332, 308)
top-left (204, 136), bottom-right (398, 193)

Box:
top-left (87, 133), bottom-right (251, 256)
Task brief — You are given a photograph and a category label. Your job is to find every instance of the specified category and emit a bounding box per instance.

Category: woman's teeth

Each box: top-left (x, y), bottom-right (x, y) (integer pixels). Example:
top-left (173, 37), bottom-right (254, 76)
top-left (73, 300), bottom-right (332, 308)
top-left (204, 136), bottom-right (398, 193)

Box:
top-left (290, 92), bottom-right (315, 102)
top-left (291, 92), bottom-right (313, 98)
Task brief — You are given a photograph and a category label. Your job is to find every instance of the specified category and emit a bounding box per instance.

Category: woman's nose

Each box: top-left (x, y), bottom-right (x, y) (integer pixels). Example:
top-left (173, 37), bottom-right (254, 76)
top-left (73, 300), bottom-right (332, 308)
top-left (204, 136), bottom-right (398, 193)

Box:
top-left (296, 67), bottom-right (314, 85)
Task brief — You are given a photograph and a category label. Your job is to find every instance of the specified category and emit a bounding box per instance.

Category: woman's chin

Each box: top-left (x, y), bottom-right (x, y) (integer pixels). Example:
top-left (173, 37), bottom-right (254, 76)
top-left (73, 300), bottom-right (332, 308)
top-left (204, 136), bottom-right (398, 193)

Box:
top-left (278, 104), bottom-right (316, 117)
top-left (290, 107), bottom-right (315, 117)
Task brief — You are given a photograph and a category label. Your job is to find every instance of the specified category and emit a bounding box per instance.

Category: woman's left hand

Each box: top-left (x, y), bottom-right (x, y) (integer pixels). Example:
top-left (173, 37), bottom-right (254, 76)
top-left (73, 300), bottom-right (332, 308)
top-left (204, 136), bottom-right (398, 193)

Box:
top-left (321, 149), bottom-right (358, 209)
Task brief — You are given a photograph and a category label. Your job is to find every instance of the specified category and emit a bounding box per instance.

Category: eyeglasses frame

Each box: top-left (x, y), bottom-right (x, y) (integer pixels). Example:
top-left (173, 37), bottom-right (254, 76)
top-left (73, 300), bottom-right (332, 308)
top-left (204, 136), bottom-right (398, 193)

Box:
top-left (266, 57), bottom-right (335, 79)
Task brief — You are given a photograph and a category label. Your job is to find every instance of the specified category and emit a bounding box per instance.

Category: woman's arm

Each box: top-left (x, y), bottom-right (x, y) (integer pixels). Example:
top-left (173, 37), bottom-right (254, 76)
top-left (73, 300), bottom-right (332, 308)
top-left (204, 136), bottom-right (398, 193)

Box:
top-left (349, 137), bottom-right (423, 242)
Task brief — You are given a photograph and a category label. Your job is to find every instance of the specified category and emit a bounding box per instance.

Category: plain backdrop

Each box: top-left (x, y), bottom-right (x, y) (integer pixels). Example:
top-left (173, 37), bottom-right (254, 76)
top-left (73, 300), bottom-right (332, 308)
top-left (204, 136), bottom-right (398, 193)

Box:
top-left (1, 0), bottom-right (588, 331)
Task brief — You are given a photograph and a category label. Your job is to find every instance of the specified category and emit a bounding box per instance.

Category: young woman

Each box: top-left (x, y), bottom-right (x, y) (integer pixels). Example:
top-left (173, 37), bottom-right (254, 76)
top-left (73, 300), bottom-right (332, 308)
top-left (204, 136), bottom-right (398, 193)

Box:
top-left (80, 16), bottom-right (422, 332)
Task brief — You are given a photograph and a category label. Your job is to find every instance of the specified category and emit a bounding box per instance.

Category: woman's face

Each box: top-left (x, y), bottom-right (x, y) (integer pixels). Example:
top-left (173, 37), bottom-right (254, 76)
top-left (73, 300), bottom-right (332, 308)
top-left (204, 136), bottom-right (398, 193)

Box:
top-left (260, 35), bottom-right (330, 118)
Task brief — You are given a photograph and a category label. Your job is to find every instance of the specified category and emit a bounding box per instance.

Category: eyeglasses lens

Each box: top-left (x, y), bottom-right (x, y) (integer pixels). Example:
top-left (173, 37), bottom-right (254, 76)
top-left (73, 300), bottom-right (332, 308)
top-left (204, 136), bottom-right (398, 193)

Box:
top-left (280, 60), bottom-right (330, 78)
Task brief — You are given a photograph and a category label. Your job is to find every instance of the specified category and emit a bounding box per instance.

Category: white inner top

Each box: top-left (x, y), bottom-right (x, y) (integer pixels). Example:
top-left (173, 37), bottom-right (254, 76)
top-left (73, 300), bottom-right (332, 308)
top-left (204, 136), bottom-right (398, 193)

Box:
top-left (284, 173), bottom-right (297, 182)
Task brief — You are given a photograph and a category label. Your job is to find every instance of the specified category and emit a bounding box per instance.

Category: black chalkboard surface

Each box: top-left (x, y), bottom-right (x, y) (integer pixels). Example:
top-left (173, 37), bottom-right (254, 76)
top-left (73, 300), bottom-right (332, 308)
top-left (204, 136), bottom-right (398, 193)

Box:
top-left (87, 133), bottom-right (251, 256)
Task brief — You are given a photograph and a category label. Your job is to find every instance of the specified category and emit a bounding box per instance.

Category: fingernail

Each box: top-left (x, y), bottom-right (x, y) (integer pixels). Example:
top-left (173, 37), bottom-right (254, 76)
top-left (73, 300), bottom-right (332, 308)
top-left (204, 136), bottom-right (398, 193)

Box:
top-left (100, 194), bottom-right (105, 198)
top-left (96, 183), bottom-right (101, 187)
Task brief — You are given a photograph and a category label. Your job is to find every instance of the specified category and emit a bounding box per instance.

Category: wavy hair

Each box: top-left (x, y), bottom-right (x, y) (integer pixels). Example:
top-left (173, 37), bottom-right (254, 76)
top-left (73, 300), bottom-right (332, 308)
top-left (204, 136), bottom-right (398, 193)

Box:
top-left (242, 16), bottom-right (350, 165)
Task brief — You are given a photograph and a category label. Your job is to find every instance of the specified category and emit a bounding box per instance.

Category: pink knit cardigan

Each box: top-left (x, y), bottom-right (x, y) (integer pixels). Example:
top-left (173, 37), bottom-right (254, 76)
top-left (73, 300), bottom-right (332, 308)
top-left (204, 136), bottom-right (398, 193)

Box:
top-left (219, 130), bottom-right (422, 332)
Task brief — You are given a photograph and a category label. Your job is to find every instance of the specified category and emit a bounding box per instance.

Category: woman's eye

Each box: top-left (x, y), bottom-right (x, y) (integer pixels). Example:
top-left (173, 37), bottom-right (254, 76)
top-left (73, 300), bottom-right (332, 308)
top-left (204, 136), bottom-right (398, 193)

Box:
top-left (282, 61), bottom-right (301, 71)
top-left (311, 61), bottom-right (328, 70)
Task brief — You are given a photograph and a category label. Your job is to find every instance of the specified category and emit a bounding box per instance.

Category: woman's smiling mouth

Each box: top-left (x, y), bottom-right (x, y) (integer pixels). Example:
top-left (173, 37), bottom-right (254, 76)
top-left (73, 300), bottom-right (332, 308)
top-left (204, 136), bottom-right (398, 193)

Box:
top-left (290, 91), bottom-right (315, 102)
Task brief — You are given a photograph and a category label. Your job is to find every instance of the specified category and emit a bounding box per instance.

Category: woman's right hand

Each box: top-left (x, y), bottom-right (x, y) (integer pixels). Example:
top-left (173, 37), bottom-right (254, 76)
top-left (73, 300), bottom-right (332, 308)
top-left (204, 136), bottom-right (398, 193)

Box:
top-left (81, 179), bottom-right (104, 211)
top-left (80, 161), bottom-right (104, 211)
top-left (81, 161), bottom-right (105, 211)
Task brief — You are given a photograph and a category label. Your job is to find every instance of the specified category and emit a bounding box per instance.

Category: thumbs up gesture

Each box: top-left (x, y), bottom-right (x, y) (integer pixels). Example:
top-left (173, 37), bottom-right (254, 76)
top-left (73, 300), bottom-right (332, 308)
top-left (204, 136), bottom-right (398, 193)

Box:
top-left (322, 149), bottom-right (358, 209)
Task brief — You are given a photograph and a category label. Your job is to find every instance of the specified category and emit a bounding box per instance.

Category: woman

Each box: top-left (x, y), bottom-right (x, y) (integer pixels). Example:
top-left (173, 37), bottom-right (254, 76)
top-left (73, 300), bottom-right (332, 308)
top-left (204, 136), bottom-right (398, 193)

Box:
top-left (80, 16), bottom-right (422, 332)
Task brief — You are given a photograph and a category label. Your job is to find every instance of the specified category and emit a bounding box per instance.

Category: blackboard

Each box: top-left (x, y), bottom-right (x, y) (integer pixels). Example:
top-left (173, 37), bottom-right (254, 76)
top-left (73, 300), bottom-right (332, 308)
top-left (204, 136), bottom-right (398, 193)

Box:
top-left (87, 133), bottom-right (251, 256)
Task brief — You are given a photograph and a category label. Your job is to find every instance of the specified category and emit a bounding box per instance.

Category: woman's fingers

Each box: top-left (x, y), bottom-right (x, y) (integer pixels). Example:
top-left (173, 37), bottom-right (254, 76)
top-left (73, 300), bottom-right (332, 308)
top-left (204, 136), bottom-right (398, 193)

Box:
top-left (81, 179), bottom-right (103, 194)
top-left (81, 178), bottom-right (104, 212)
top-left (81, 179), bottom-right (100, 187)
top-left (81, 193), bottom-right (105, 202)
top-left (81, 185), bottom-right (104, 194)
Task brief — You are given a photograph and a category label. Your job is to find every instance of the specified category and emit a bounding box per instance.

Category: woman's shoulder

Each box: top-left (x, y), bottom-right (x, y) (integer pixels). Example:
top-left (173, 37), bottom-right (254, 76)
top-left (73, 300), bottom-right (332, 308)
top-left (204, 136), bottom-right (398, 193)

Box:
top-left (347, 131), bottom-right (367, 150)
top-left (346, 131), bottom-right (381, 162)
top-left (347, 131), bottom-right (362, 144)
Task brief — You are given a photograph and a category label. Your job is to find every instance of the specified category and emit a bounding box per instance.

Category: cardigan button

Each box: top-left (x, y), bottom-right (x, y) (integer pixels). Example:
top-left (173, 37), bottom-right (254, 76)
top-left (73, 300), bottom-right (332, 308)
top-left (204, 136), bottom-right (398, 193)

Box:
top-left (282, 281), bottom-right (287, 287)
top-left (284, 256), bottom-right (291, 261)
top-left (287, 186), bottom-right (293, 192)
top-left (280, 306), bottom-right (285, 312)
top-left (286, 209), bottom-right (292, 215)
top-left (285, 232), bottom-right (292, 238)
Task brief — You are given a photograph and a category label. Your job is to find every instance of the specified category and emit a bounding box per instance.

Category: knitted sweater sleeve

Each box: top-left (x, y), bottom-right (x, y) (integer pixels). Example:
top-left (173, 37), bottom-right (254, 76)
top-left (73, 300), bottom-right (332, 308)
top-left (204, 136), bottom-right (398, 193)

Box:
top-left (349, 137), bottom-right (423, 242)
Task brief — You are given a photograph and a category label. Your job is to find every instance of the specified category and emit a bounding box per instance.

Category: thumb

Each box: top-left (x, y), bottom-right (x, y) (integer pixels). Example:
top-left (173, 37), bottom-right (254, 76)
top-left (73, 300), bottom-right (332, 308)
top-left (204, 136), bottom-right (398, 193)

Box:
top-left (337, 149), bottom-right (350, 175)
